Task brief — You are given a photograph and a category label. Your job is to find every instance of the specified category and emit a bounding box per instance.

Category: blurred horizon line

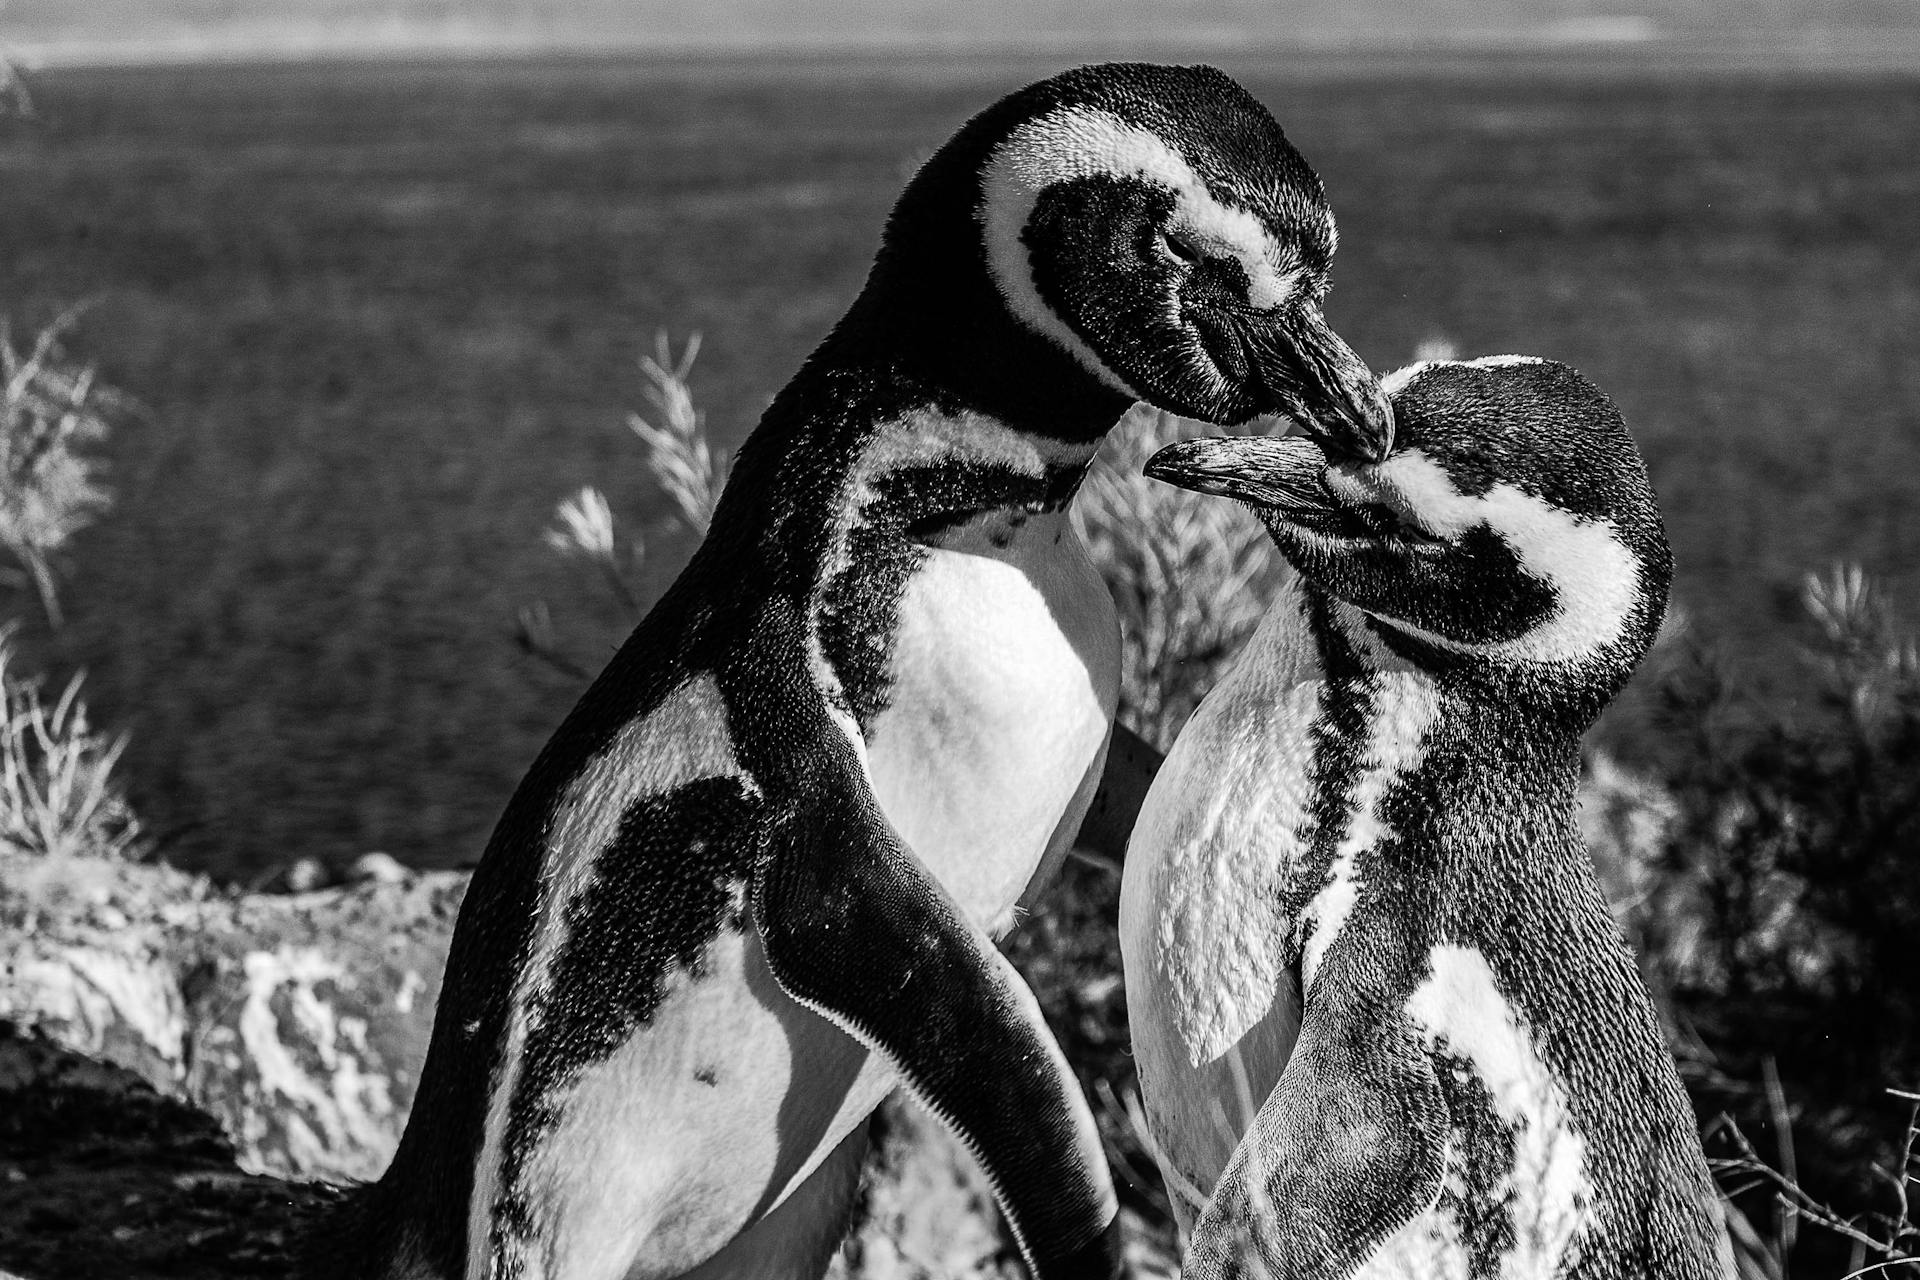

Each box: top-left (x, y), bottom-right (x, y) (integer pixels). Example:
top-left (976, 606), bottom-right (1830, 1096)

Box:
top-left (10, 19), bottom-right (1920, 75)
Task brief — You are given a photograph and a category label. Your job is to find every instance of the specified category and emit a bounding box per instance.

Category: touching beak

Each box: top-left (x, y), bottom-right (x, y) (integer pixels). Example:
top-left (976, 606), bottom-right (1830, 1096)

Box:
top-left (1142, 435), bottom-right (1332, 514)
top-left (1245, 305), bottom-right (1395, 462)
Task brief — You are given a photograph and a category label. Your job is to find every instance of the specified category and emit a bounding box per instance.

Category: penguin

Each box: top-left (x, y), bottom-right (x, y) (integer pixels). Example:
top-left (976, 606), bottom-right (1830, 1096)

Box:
top-left (1118, 357), bottom-right (1736, 1279)
top-left (310, 62), bottom-right (1392, 1280)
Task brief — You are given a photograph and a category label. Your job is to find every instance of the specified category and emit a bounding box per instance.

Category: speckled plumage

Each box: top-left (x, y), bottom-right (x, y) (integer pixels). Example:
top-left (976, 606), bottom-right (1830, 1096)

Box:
top-left (304, 62), bottom-right (1388, 1280)
top-left (1122, 358), bottom-right (1735, 1280)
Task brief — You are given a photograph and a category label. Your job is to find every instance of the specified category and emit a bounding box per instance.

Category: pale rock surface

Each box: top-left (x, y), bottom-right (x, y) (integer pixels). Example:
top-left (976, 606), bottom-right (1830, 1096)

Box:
top-left (0, 848), bottom-right (1019, 1277)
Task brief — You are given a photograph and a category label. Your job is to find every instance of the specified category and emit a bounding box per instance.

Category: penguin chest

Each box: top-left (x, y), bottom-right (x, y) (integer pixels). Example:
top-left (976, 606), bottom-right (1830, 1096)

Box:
top-left (861, 511), bottom-right (1119, 934)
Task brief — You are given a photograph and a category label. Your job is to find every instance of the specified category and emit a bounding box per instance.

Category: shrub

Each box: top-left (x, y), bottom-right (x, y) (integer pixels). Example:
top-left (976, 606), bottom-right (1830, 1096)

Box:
top-left (0, 629), bottom-right (142, 861)
top-left (0, 311), bottom-right (127, 625)
top-left (0, 313), bottom-right (142, 862)
top-left (1072, 404), bottom-right (1281, 750)
top-left (1644, 564), bottom-right (1920, 1273)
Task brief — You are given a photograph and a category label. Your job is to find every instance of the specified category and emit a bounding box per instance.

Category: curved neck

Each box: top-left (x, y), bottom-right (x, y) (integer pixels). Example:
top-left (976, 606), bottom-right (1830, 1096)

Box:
top-left (1292, 587), bottom-right (1590, 870)
top-left (691, 337), bottom-right (1119, 627)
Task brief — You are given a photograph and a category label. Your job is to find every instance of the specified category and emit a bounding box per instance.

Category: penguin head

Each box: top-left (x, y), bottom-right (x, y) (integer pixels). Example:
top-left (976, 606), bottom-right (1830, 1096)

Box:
top-left (1145, 357), bottom-right (1671, 708)
top-left (863, 62), bottom-right (1391, 451)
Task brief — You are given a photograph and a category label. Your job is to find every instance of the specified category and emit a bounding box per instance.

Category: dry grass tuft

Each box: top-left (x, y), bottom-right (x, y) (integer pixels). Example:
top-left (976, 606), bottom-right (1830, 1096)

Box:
top-left (519, 332), bottom-right (726, 674)
top-left (0, 313), bottom-right (141, 864)
top-left (0, 310), bottom-right (128, 625)
top-left (0, 629), bottom-right (143, 862)
top-left (626, 332), bottom-right (727, 533)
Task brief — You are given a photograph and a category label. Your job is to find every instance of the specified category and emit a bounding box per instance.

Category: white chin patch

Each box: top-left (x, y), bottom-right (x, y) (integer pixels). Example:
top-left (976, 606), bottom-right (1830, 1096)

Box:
top-left (978, 105), bottom-right (1298, 392)
top-left (1332, 448), bottom-right (1642, 666)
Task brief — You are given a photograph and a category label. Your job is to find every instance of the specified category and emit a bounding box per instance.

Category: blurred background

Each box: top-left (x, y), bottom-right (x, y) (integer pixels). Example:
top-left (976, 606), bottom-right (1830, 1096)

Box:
top-left (3, 0), bottom-right (1915, 878)
top-left (1, 4), bottom-right (1917, 1273)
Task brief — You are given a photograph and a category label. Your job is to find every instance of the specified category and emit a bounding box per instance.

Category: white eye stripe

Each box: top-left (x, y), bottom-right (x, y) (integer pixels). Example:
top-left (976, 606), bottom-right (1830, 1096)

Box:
top-left (1327, 449), bottom-right (1463, 539)
top-left (1464, 353), bottom-right (1546, 369)
top-left (1337, 448), bottom-right (1643, 664)
top-left (978, 105), bottom-right (1299, 372)
top-left (1379, 362), bottom-right (1433, 396)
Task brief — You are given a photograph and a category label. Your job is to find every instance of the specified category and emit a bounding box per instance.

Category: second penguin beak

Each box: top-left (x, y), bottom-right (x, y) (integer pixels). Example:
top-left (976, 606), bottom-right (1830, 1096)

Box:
top-left (1142, 435), bottom-right (1333, 514)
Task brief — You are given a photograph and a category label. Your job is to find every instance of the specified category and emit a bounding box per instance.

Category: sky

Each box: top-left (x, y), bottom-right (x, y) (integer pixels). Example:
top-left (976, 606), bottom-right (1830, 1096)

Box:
top-left (6, 0), bottom-right (1920, 65)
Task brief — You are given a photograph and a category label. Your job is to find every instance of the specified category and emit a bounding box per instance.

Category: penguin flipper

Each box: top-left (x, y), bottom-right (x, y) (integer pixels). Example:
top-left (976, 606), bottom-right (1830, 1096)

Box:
top-left (753, 747), bottom-right (1119, 1280)
top-left (1183, 1005), bottom-right (1447, 1280)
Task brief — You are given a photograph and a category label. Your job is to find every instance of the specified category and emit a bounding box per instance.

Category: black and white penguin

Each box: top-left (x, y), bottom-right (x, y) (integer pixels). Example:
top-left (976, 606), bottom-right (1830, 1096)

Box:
top-left (310, 63), bottom-right (1390, 1280)
top-left (1119, 357), bottom-right (1735, 1279)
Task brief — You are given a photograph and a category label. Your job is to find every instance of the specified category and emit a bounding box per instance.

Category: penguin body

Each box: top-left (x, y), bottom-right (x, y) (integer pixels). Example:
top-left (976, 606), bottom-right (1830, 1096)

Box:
top-left (1121, 358), bottom-right (1735, 1279)
top-left (313, 63), bottom-right (1391, 1280)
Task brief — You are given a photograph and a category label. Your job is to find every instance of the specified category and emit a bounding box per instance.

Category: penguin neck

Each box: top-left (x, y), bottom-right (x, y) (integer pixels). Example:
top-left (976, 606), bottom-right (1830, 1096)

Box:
top-left (697, 326), bottom-right (1122, 729)
top-left (1315, 594), bottom-right (1588, 841)
top-left (709, 319), bottom-right (1121, 574)
top-left (1289, 590), bottom-right (1592, 979)
top-left (842, 225), bottom-right (1136, 441)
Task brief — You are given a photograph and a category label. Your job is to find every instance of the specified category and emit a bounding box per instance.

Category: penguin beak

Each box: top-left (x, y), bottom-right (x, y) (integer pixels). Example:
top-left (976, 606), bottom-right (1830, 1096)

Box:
top-left (1245, 305), bottom-right (1395, 463)
top-left (1142, 434), bottom-right (1332, 515)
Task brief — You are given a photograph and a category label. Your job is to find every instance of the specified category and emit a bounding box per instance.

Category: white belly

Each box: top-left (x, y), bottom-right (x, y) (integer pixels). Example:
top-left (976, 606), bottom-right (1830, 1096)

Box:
top-left (863, 511), bottom-right (1120, 934)
top-left (523, 927), bottom-right (881, 1280)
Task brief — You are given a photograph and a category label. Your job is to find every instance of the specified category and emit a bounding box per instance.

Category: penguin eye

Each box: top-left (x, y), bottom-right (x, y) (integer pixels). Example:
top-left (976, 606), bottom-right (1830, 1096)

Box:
top-left (1356, 500), bottom-right (1444, 547)
top-left (1157, 230), bottom-right (1202, 266)
top-left (1357, 503), bottom-right (1399, 533)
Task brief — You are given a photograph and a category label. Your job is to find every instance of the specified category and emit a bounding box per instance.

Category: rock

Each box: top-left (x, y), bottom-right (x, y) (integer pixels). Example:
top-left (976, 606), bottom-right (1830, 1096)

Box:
top-left (0, 1028), bottom-right (337, 1279)
top-left (0, 849), bottom-right (463, 1184)
top-left (278, 857), bottom-right (331, 894)
top-left (0, 849), bottom-right (1023, 1275)
top-left (347, 851), bottom-right (409, 885)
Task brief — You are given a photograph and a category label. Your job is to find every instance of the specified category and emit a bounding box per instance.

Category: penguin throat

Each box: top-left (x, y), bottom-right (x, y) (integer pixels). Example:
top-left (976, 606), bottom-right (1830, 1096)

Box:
top-left (1295, 592), bottom-right (1585, 914)
top-left (812, 407), bottom-right (1103, 731)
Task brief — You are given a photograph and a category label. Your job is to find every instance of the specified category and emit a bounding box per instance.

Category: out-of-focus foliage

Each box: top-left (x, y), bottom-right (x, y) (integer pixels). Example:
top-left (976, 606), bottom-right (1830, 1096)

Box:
top-left (0, 315), bottom-right (142, 862)
top-left (0, 313), bottom-right (125, 625)
top-left (1073, 405), bottom-right (1282, 750)
top-left (519, 333), bottom-right (726, 679)
top-left (1636, 565), bottom-right (1920, 1275)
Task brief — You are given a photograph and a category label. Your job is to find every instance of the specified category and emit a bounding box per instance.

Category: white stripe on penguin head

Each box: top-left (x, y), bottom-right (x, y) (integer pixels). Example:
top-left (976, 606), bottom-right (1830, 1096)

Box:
top-left (1327, 449), bottom-right (1643, 666)
top-left (979, 106), bottom-right (1301, 391)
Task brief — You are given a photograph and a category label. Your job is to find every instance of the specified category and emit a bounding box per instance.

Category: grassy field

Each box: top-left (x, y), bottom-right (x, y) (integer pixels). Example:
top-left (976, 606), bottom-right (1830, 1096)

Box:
top-left (0, 52), bottom-right (1916, 878)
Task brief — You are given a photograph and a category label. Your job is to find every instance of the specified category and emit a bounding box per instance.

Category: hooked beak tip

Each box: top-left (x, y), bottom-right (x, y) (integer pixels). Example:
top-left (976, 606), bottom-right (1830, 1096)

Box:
top-left (1141, 449), bottom-right (1206, 493)
top-left (1302, 387), bottom-right (1395, 463)
top-left (1259, 305), bottom-right (1396, 462)
top-left (1142, 440), bottom-right (1239, 498)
